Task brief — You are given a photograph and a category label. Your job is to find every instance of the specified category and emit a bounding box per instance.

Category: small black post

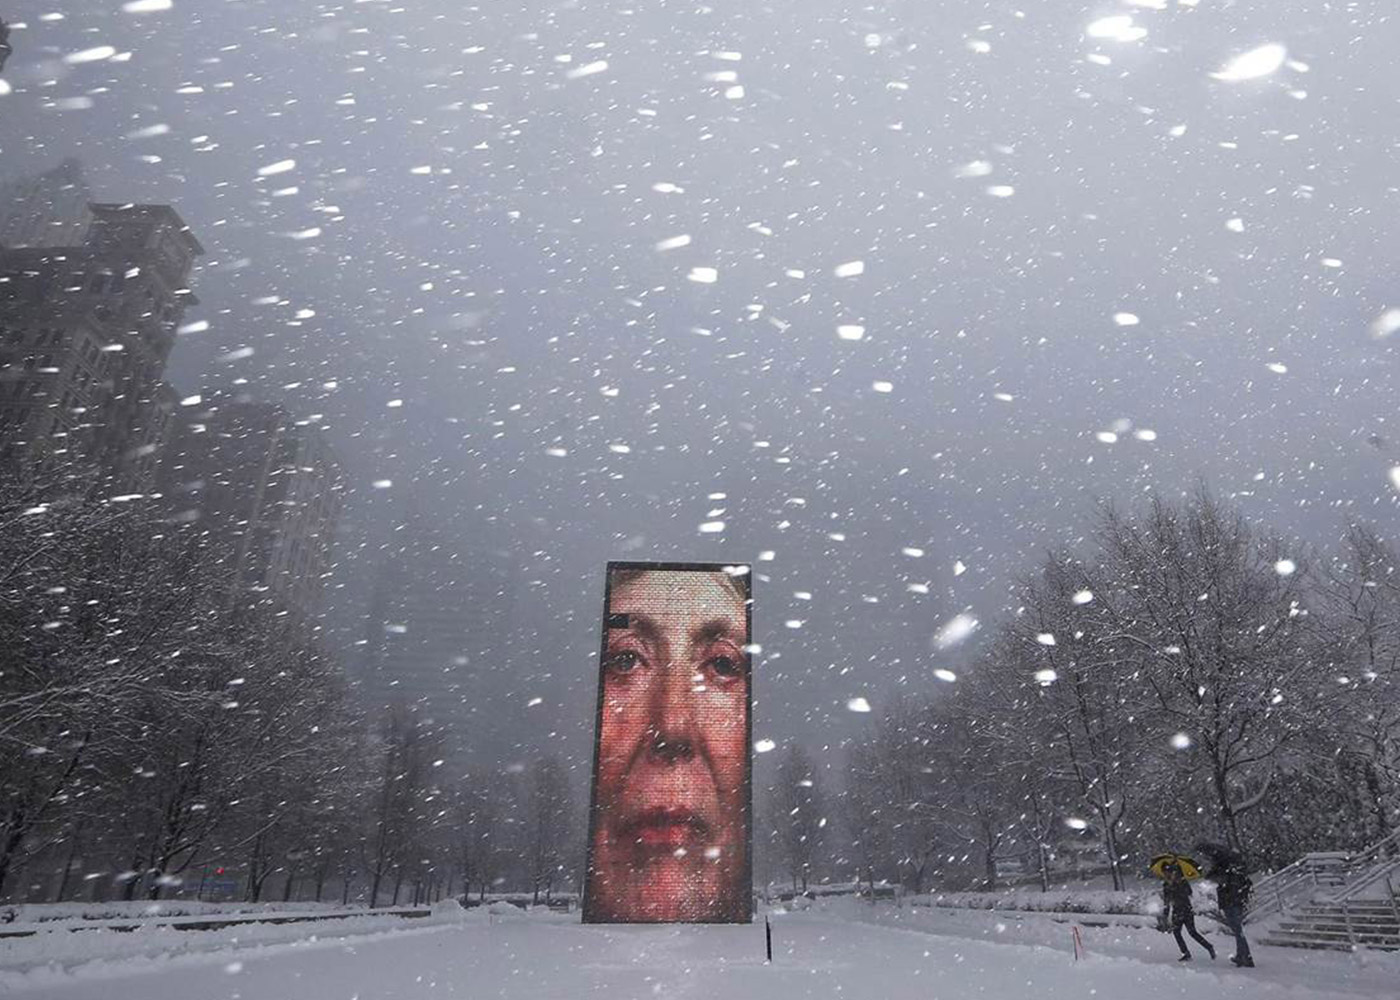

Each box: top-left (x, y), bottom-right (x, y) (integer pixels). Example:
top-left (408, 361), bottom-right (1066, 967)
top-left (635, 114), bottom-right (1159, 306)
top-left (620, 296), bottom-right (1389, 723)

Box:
top-left (765, 915), bottom-right (773, 963)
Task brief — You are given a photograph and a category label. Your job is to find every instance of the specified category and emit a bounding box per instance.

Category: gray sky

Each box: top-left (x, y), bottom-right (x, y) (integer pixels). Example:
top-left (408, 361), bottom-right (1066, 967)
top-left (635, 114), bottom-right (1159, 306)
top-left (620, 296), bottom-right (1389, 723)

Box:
top-left (2, 0), bottom-right (1397, 778)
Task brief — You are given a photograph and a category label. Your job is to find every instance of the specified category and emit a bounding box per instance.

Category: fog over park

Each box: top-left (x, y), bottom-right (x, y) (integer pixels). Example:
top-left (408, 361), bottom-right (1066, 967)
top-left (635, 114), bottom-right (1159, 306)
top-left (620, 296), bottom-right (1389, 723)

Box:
top-left (2, 0), bottom-right (1398, 922)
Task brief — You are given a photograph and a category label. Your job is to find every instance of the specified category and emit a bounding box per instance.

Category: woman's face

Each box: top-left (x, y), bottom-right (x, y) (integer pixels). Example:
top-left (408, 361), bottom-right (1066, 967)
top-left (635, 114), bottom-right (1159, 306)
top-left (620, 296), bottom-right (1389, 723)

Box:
top-left (585, 569), bottom-right (750, 922)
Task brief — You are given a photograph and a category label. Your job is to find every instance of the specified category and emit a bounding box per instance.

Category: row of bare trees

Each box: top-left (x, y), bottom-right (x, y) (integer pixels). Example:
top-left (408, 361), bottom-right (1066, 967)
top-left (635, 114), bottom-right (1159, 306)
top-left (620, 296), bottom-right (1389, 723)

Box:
top-left (766, 492), bottom-right (1399, 894)
top-left (0, 471), bottom-right (578, 906)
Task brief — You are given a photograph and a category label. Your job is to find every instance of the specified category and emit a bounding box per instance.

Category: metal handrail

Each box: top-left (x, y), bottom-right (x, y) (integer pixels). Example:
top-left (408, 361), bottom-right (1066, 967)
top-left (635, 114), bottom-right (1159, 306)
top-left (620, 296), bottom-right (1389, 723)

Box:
top-left (1347, 830), bottom-right (1398, 863)
top-left (1332, 830), bottom-right (1400, 902)
top-left (1251, 856), bottom-right (1310, 902)
top-left (1345, 829), bottom-right (1400, 870)
top-left (1247, 858), bottom-right (1328, 923)
top-left (1335, 856), bottom-right (1400, 902)
top-left (1254, 823), bottom-right (1400, 918)
top-left (1247, 832), bottom-right (1400, 923)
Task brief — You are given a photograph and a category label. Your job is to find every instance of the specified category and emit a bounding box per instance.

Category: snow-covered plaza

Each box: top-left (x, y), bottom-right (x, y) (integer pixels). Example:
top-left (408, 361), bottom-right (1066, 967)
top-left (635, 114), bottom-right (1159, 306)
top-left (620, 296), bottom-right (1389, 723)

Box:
top-left (4, 900), bottom-right (1397, 1000)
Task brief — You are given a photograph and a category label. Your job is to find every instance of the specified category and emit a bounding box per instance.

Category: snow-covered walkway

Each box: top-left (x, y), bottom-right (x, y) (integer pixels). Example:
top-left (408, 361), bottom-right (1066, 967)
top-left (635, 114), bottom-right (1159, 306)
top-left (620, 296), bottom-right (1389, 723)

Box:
top-left (4, 899), bottom-right (1396, 1000)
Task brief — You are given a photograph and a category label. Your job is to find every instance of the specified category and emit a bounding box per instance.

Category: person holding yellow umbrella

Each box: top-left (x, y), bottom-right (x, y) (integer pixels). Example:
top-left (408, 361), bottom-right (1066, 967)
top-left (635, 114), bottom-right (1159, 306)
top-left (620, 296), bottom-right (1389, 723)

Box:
top-left (1151, 854), bottom-right (1216, 962)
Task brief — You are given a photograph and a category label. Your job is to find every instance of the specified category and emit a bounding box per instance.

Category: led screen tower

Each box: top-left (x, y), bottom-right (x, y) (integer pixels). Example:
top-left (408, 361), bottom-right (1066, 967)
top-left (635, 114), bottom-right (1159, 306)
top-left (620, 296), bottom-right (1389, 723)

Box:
top-left (583, 562), bottom-right (753, 923)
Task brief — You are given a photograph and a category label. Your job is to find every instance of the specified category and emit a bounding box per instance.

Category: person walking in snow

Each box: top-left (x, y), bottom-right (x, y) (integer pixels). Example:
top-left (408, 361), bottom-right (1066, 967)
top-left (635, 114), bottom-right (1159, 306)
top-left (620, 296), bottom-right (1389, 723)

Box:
top-left (1161, 863), bottom-right (1216, 962)
top-left (1196, 841), bottom-right (1255, 967)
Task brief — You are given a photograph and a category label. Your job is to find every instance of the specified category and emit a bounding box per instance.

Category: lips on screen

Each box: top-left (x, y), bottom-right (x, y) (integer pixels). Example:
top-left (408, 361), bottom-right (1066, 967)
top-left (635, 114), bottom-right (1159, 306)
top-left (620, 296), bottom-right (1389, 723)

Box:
top-left (583, 563), bottom-right (752, 924)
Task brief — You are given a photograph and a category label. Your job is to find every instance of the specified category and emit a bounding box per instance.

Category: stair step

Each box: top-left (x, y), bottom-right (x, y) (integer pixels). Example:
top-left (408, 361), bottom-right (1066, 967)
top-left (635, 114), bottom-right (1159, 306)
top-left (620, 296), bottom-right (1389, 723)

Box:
top-left (1281, 916), bottom-right (1400, 926)
top-left (1263, 941), bottom-right (1400, 952)
top-left (1272, 929), bottom-right (1400, 942)
top-left (1264, 933), bottom-right (1400, 943)
top-left (1283, 935), bottom-right (1400, 944)
top-left (1260, 939), bottom-right (1353, 951)
top-left (1260, 939), bottom-right (1366, 952)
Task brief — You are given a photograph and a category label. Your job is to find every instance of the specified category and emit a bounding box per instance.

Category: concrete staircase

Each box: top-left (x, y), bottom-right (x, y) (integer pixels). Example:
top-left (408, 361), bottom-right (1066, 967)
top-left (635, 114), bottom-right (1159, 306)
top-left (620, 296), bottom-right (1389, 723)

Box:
top-left (1260, 900), bottom-right (1400, 951)
top-left (1249, 830), bottom-right (1400, 952)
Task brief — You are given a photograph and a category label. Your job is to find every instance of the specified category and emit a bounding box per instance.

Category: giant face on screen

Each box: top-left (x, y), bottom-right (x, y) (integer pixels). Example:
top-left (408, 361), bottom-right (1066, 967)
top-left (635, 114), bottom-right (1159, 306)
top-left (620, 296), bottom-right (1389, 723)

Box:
top-left (583, 562), bottom-right (752, 923)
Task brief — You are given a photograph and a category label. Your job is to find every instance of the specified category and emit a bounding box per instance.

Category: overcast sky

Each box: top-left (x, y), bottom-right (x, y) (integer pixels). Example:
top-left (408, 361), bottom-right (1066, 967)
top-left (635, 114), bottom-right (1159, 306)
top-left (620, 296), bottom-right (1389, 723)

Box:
top-left (2, 0), bottom-right (1397, 778)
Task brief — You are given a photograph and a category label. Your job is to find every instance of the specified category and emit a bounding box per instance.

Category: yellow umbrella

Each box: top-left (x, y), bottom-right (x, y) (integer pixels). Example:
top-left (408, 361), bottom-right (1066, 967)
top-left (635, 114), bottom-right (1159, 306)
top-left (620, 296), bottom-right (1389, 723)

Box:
top-left (1149, 853), bottom-right (1202, 879)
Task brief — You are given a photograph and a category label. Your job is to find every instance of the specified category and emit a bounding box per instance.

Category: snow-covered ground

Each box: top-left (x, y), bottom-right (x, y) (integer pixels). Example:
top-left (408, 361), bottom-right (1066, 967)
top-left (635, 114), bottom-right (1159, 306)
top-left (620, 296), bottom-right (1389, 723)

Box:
top-left (3, 897), bottom-right (1396, 1000)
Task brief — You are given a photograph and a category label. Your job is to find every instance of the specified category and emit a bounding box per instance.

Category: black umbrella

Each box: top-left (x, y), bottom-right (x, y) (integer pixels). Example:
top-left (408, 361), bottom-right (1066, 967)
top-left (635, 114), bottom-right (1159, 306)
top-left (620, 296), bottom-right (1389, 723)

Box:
top-left (1194, 841), bottom-right (1240, 869)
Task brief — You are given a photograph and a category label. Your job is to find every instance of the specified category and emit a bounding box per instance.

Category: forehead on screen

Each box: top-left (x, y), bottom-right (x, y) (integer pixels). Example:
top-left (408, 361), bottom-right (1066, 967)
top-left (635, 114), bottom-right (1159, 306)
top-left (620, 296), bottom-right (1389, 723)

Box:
top-left (607, 568), bottom-right (750, 609)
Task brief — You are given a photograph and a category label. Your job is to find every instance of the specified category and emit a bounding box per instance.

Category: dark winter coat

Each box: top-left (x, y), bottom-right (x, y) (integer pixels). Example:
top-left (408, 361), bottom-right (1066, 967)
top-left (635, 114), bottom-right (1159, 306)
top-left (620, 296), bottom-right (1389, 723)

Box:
top-left (1162, 878), bottom-right (1193, 927)
top-left (1212, 860), bottom-right (1252, 910)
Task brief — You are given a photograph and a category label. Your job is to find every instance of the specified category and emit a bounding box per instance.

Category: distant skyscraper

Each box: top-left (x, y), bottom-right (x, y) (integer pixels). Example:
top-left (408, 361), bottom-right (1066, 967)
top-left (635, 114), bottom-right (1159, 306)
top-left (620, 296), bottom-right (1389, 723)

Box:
top-left (0, 160), bottom-right (92, 249)
top-left (0, 200), bottom-right (202, 488)
top-left (0, 19), bottom-right (12, 76)
top-left (161, 393), bottom-right (344, 623)
top-left (356, 504), bottom-right (515, 752)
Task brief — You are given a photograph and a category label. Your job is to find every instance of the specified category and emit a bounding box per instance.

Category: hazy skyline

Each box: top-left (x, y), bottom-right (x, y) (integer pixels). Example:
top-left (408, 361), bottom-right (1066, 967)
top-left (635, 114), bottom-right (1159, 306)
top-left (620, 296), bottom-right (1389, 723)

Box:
top-left (2, 0), bottom-right (1396, 772)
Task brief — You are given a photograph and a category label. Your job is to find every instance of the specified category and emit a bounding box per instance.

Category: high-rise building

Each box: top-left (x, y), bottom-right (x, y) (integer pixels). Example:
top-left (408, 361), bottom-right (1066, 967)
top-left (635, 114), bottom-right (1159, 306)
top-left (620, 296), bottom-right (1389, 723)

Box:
top-left (356, 505), bottom-right (516, 752)
top-left (160, 393), bottom-right (344, 623)
top-left (0, 19), bottom-right (12, 76)
top-left (0, 200), bottom-right (202, 488)
top-left (0, 160), bottom-right (92, 249)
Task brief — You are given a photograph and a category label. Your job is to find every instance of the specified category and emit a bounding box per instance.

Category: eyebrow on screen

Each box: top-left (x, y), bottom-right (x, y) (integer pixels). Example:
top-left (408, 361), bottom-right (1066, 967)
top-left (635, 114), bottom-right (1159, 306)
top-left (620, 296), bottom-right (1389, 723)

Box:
top-left (612, 612), bottom-right (661, 644)
top-left (691, 619), bottom-right (741, 645)
top-left (608, 613), bottom-right (741, 647)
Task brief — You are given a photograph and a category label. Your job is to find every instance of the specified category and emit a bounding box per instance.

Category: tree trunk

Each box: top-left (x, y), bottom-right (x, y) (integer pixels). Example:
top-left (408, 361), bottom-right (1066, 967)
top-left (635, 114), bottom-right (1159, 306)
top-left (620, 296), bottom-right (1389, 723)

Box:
top-left (246, 838), bottom-right (263, 903)
top-left (1211, 759), bottom-right (1243, 852)
top-left (1096, 807), bottom-right (1123, 891)
top-left (120, 850), bottom-right (143, 901)
top-left (1364, 761), bottom-right (1390, 841)
top-left (0, 819), bottom-right (28, 900)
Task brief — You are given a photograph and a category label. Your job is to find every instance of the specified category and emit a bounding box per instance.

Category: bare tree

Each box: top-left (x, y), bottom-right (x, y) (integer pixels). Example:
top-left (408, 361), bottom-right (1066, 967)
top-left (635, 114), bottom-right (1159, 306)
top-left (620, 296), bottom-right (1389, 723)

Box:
top-left (1313, 524), bottom-right (1400, 838)
top-left (963, 637), bottom-right (1070, 891)
top-left (841, 740), bottom-right (898, 892)
top-left (524, 755), bottom-right (573, 904)
top-left (766, 743), bottom-right (826, 892)
top-left (1092, 492), bottom-right (1314, 852)
top-left (0, 478), bottom-right (222, 897)
top-left (845, 699), bottom-right (948, 893)
top-left (455, 767), bottom-right (506, 902)
top-left (1004, 551), bottom-right (1142, 889)
top-left (360, 707), bottom-right (444, 907)
top-left (920, 692), bottom-right (1019, 890)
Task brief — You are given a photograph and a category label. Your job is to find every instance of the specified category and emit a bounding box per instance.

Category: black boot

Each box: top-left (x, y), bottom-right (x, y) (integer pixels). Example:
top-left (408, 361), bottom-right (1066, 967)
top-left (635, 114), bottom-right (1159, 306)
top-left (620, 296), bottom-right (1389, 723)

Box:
top-left (1178, 953), bottom-right (1192, 962)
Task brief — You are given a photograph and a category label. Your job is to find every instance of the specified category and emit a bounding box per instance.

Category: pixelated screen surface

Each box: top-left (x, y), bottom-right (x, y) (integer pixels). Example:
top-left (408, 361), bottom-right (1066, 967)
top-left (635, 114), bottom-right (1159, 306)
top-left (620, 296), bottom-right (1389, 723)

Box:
top-left (583, 562), bottom-right (753, 924)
